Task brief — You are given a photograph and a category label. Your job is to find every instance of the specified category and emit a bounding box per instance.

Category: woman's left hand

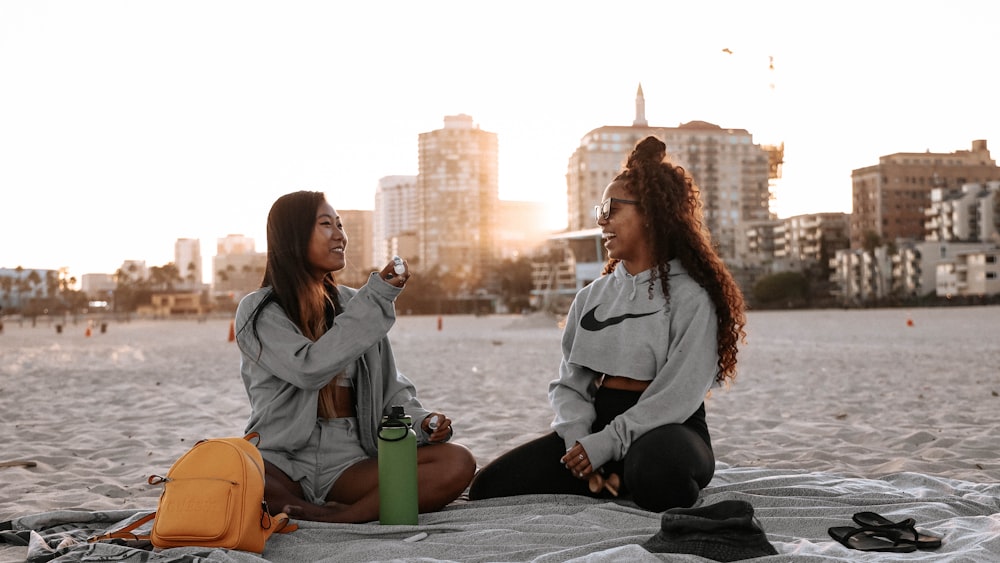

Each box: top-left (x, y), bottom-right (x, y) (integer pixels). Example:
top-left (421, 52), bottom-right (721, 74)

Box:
top-left (561, 442), bottom-right (592, 480)
top-left (421, 412), bottom-right (452, 442)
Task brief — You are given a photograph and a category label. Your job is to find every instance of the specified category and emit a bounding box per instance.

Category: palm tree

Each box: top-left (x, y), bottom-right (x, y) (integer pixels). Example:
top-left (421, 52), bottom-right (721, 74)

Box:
top-left (27, 270), bottom-right (42, 294)
top-left (149, 263), bottom-right (182, 291)
top-left (17, 269), bottom-right (44, 322)
top-left (58, 269), bottom-right (82, 318)
top-left (12, 266), bottom-right (27, 307)
top-left (114, 266), bottom-right (140, 314)
top-left (0, 275), bottom-right (13, 308)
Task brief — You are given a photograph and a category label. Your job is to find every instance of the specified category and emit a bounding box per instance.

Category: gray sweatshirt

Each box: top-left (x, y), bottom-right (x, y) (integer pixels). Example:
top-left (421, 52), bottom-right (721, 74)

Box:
top-left (549, 260), bottom-right (720, 470)
top-left (235, 272), bottom-right (434, 458)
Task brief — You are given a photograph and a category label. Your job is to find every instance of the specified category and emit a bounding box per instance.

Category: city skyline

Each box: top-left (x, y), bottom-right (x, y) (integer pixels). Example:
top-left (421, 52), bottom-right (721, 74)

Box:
top-left (3, 1), bottom-right (998, 281)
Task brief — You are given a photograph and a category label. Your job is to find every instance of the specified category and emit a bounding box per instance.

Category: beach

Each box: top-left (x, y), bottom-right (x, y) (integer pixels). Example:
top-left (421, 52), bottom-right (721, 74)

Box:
top-left (2, 306), bottom-right (999, 560)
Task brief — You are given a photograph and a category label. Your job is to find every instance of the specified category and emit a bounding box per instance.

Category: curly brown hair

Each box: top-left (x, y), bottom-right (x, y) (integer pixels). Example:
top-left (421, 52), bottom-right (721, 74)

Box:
top-left (603, 136), bottom-right (746, 385)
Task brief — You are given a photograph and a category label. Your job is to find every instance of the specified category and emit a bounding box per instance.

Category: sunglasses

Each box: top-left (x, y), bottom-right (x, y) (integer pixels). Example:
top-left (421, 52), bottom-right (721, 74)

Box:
top-left (594, 197), bottom-right (640, 222)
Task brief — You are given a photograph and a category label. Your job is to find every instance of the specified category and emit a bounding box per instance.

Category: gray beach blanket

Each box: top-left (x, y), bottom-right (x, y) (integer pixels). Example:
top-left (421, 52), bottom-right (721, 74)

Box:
top-left (4, 465), bottom-right (999, 562)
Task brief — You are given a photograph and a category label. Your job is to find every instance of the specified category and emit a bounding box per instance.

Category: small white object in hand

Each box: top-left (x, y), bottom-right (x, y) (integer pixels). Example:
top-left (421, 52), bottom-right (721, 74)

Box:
top-left (428, 415), bottom-right (441, 430)
top-left (392, 256), bottom-right (406, 275)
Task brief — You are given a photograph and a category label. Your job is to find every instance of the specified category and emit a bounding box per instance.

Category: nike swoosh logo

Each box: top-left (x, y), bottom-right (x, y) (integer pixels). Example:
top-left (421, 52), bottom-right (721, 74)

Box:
top-left (579, 305), bottom-right (658, 331)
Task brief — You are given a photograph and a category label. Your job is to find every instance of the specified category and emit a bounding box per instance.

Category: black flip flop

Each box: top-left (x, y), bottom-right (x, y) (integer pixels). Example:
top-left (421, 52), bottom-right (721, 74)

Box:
top-left (852, 511), bottom-right (942, 549)
top-left (828, 526), bottom-right (918, 553)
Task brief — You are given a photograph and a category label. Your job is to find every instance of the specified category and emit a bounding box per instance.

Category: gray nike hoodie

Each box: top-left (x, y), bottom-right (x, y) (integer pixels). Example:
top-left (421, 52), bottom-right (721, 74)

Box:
top-left (548, 259), bottom-right (720, 470)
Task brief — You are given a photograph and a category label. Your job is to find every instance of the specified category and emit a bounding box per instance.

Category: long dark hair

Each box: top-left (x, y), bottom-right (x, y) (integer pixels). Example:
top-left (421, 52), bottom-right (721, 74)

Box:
top-left (240, 191), bottom-right (340, 351)
top-left (605, 136), bottom-right (746, 384)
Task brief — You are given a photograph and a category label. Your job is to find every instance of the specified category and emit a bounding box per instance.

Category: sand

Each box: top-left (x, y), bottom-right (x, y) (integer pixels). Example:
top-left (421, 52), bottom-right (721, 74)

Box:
top-left (1, 306), bottom-right (999, 558)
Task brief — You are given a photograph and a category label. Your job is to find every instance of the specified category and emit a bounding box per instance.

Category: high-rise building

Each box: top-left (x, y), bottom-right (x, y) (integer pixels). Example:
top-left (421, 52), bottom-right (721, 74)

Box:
top-left (565, 84), bottom-right (773, 263)
top-left (174, 238), bottom-right (202, 287)
top-left (417, 114), bottom-right (499, 284)
top-left (336, 209), bottom-right (375, 288)
top-left (850, 140), bottom-right (1000, 250)
top-left (374, 175), bottom-right (419, 267)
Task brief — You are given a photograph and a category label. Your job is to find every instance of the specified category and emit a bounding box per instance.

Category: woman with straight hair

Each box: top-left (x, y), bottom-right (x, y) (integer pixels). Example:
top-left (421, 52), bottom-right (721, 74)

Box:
top-left (236, 190), bottom-right (475, 523)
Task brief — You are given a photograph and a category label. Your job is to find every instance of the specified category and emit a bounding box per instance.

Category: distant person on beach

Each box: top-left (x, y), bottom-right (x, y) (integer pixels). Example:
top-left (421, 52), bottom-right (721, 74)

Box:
top-left (235, 190), bottom-right (475, 523)
top-left (469, 136), bottom-right (746, 512)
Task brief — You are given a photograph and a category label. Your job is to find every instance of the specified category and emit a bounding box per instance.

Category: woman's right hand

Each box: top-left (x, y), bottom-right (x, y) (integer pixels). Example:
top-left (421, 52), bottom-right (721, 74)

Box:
top-left (379, 257), bottom-right (410, 288)
top-left (560, 442), bottom-right (593, 480)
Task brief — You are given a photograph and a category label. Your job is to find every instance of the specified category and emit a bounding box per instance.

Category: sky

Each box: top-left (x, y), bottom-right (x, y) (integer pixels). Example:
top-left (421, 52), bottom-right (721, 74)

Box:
top-left (2, 0), bottom-right (998, 284)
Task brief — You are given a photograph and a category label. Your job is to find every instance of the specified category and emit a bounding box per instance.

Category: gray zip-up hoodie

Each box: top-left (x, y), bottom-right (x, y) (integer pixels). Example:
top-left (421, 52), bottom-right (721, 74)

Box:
top-left (549, 260), bottom-right (719, 470)
top-left (235, 273), bottom-right (435, 458)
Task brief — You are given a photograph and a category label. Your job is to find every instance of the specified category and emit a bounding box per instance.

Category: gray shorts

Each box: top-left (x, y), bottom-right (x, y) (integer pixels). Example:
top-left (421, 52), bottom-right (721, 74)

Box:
top-left (260, 417), bottom-right (369, 505)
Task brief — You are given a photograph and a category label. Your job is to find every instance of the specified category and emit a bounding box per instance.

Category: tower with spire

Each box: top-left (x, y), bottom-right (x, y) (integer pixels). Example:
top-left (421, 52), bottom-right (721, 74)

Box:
top-left (633, 83), bottom-right (647, 127)
top-left (563, 84), bottom-right (772, 264)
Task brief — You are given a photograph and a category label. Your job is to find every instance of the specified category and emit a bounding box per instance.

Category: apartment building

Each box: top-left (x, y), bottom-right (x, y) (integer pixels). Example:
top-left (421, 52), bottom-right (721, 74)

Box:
top-left (775, 213), bottom-right (849, 269)
top-left (744, 219), bottom-right (783, 269)
top-left (417, 114), bottom-right (499, 285)
top-left (936, 248), bottom-right (1000, 297)
top-left (925, 181), bottom-right (1000, 243)
top-left (850, 140), bottom-right (1000, 250)
top-left (212, 234), bottom-right (264, 301)
top-left (174, 238), bottom-right (203, 287)
top-left (374, 175), bottom-right (419, 267)
top-left (336, 209), bottom-right (375, 288)
top-left (565, 84), bottom-right (776, 263)
top-left (833, 179), bottom-right (999, 303)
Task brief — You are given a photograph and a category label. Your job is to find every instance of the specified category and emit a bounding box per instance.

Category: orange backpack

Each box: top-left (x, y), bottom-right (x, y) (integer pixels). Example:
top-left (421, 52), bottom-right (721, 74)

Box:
top-left (91, 433), bottom-right (296, 553)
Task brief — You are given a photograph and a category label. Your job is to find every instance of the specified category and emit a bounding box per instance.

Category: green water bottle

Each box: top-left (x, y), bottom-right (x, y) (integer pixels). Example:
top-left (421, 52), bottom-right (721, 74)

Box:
top-left (378, 405), bottom-right (418, 525)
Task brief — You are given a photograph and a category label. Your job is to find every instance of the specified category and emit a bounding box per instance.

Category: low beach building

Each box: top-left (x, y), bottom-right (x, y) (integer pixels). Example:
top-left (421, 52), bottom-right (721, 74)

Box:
top-left (529, 228), bottom-right (603, 312)
top-left (937, 248), bottom-right (1000, 297)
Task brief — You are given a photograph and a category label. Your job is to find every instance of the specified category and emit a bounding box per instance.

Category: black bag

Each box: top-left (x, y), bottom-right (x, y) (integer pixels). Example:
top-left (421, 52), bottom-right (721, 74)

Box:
top-left (642, 499), bottom-right (778, 562)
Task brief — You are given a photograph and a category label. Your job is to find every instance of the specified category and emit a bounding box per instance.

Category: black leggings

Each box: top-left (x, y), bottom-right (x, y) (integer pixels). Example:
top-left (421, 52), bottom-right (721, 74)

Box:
top-left (468, 388), bottom-right (714, 512)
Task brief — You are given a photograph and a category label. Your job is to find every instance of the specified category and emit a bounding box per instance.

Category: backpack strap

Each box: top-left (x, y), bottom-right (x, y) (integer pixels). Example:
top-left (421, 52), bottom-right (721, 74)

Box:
top-left (87, 512), bottom-right (156, 543)
top-left (89, 510), bottom-right (296, 545)
top-left (263, 511), bottom-right (298, 537)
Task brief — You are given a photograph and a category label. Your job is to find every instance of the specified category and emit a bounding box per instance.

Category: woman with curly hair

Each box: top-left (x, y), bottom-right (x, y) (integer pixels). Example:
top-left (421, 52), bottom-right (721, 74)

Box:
top-left (469, 136), bottom-right (746, 511)
top-left (236, 191), bottom-right (475, 523)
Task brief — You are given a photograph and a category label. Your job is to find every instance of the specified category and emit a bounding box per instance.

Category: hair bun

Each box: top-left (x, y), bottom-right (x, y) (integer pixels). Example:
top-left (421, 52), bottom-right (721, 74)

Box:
top-left (632, 136), bottom-right (666, 165)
